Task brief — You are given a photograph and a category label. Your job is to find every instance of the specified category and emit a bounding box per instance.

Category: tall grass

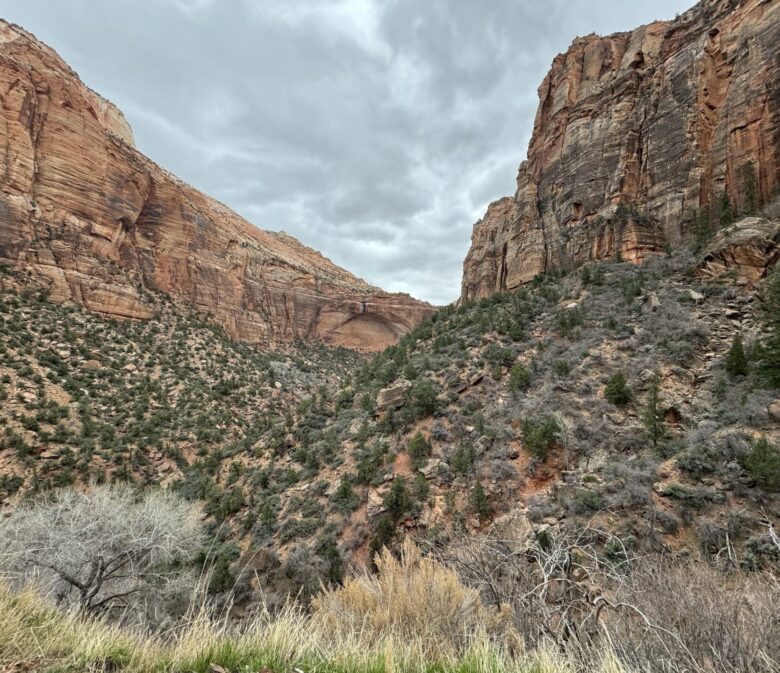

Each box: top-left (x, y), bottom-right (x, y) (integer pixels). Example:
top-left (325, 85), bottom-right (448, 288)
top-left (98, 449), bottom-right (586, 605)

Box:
top-left (0, 543), bottom-right (626, 673)
top-left (1, 542), bottom-right (776, 673)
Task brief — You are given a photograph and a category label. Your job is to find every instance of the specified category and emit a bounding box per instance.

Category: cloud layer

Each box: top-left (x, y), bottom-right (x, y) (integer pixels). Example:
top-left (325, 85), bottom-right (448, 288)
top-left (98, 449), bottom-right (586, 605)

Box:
top-left (3, 0), bottom-right (693, 304)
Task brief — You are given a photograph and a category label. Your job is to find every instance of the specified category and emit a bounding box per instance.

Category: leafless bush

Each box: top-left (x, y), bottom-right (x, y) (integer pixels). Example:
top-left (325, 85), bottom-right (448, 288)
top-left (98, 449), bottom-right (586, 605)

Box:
top-left (0, 484), bottom-right (204, 626)
top-left (430, 527), bottom-right (780, 672)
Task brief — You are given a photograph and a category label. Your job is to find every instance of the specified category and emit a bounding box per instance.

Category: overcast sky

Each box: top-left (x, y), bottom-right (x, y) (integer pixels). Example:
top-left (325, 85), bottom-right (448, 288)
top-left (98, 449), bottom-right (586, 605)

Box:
top-left (3, 1), bottom-right (693, 305)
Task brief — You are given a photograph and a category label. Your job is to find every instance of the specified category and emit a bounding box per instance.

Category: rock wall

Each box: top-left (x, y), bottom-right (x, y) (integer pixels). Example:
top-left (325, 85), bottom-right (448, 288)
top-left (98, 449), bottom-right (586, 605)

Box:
top-left (0, 21), bottom-right (433, 351)
top-left (461, 0), bottom-right (780, 301)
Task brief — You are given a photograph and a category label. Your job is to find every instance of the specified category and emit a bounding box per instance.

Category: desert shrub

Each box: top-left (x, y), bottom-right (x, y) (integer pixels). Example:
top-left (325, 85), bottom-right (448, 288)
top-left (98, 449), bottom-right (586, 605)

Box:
top-left (408, 431), bottom-right (432, 467)
top-left (330, 475), bottom-right (359, 513)
top-left (312, 541), bottom-right (510, 659)
top-left (521, 415), bottom-right (560, 459)
top-left (508, 363), bottom-right (531, 396)
top-left (482, 343), bottom-right (514, 368)
top-left (677, 447), bottom-right (717, 478)
top-left (742, 436), bottom-right (780, 491)
top-left (407, 379), bottom-right (440, 419)
top-left (604, 372), bottom-right (631, 405)
top-left (568, 489), bottom-right (605, 515)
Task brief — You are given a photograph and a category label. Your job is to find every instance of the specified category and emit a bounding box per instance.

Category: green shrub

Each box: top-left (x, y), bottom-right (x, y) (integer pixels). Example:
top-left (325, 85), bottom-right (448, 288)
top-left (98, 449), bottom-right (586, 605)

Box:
top-left (508, 363), bottom-right (531, 396)
top-left (742, 436), bottom-right (780, 492)
top-left (725, 336), bottom-right (748, 377)
top-left (469, 482), bottom-right (491, 517)
top-left (570, 489), bottom-right (605, 515)
top-left (521, 415), bottom-right (560, 459)
top-left (383, 476), bottom-right (411, 522)
top-left (604, 372), bottom-right (631, 405)
top-left (331, 475), bottom-right (359, 513)
top-left (408, 431), bottom-right (432, 467)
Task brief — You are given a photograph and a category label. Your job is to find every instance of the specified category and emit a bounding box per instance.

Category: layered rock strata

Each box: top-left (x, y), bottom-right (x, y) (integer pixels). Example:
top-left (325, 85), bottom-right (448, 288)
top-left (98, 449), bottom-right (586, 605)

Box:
top-left (0, 21), bottom-right (433, 351)
top-left (462, 0), bottom-right (780, 300)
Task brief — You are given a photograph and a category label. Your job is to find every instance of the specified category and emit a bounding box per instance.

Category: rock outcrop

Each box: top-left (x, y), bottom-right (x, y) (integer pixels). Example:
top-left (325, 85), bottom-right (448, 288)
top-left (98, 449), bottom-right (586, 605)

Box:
top-left (461, 0), bottom-right (780, 301)
top-left (697, 216), bottom-right (780, 282)
top-left (0, 21), bottom-right (433, 351)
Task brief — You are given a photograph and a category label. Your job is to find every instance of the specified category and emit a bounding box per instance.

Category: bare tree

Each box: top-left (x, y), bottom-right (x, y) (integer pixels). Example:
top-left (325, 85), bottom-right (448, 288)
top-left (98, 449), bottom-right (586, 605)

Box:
top-left (0, 484), bottom-right (204, 621)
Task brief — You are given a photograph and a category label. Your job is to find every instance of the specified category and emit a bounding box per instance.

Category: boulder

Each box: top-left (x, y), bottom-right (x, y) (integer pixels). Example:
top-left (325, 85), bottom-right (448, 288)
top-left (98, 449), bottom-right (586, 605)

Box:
top-left (487, 507), bottom-right (534, 546)
top-left (376, 380), bottom-right (411, 413)
top-left (697, 218), bottom-right (780, 283)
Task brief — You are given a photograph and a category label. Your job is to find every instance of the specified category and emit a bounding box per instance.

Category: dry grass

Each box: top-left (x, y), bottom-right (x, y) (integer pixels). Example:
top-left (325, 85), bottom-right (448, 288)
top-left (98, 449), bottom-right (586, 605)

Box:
top-left (0, 545), bottom-right (627, 673)
top-left (313, 540), bottom-right (515, 660)
top-left (2, 542), bottom-right (776, 673)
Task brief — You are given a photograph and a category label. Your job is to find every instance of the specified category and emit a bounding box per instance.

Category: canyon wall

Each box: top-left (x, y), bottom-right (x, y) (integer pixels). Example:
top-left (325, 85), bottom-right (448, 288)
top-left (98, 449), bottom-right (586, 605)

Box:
top-left (0, 21), bottom-right (433, 351)
top-left (461, 0), bottom-right (780, 300)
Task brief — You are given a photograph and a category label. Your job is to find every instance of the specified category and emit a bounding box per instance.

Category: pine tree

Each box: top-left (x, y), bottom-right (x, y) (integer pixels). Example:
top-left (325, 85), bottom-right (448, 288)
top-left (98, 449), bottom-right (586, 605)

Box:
top-left (725, 335), bottom-right (748, 377)
top-left (641, 372), bottom-right (666, 450)
top-left (470, 481), bottom-right (492, 517)
top-left (739, 161), bottom-right (758, 214)
top-left (719, 190), bottom-right (734, 227)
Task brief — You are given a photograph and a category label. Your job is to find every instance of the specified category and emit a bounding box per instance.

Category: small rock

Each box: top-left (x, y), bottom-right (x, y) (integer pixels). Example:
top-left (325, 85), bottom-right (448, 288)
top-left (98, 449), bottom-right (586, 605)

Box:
top-left (646, 292), bottom-right (661, 310)
top-left (420, 459), bottom-right (442, 478)
top-left (768, 400), bottom-right (780, 423)
top-left (209, 665), bottom-right (228, 673)
top-left (83, 359), bottom-right (101, 370)
top-left (21, 391), bottom-right (37, 403)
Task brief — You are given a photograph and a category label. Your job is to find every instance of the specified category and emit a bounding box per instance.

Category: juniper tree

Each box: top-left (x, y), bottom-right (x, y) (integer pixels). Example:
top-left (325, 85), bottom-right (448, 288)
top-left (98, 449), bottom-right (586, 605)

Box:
top-left (725, 335), bottom-right (748, 377)
top-left (470, 482), bottom-right (492, 518)
top-left (641, 372), bottom-right (666, 451)
top-left (604, 372), bottom-right (632, 405)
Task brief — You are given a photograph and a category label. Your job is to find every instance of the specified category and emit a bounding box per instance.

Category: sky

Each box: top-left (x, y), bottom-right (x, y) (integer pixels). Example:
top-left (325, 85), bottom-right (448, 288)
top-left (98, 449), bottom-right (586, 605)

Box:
top-left (2, 1), bottom-right (694, 305)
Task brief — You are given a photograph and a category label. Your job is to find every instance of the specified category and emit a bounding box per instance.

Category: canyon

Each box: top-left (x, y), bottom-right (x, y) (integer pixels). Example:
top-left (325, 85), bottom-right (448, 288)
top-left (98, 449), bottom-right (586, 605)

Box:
top-left (0, 20), bottom-right (433, 352)
top-left (461, 0), bottom-right (780, 301)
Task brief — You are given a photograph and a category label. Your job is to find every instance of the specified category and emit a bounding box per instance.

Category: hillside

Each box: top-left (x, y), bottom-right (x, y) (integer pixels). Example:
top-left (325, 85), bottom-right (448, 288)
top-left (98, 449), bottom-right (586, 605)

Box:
top-left (3, 216), bottom-right (778, 608)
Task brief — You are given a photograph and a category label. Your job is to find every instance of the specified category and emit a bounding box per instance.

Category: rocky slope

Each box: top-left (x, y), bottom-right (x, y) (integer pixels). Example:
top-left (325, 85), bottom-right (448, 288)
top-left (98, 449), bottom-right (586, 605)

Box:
top-left (0, 21), bottom-right (433, 351)
top-left (462, 0), bottom-right (780, 300)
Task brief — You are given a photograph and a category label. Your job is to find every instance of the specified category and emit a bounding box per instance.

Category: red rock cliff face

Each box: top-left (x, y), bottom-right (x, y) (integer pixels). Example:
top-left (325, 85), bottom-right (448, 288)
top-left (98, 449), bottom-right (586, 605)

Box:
top-left (0, 21), bottom-right (433, 351)
top-left (461, 0), bottom-right (780, 301)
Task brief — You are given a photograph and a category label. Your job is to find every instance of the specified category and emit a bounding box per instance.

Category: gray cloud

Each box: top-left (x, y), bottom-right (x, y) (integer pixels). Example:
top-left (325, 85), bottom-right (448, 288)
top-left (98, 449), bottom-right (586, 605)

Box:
top-left (3, 0), bottom-right (693, 304)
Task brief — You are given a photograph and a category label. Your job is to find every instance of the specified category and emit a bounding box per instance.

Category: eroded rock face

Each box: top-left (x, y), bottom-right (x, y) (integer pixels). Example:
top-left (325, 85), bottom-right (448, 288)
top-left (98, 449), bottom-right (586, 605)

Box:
top-left (0, 21), bottom-right (433, 351)
top-left (697, 217), bottom-right (780, 282)
top-left (461, 0), bottom-right (780, 301)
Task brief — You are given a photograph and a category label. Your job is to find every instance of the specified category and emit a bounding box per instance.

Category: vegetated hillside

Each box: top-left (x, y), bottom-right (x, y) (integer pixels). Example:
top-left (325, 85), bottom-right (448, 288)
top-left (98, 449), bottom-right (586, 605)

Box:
top-left (2, 220), bottom-right (779, 606)
top-left (0, 267), bottom-right (363, 580)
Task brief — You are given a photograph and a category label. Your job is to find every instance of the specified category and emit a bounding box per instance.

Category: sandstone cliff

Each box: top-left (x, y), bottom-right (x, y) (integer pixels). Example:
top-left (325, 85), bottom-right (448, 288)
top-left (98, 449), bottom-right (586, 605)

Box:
top-left (0, 21), bottom-right (433, 351)
top-left (461, 0), bottom-right (780, 301)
